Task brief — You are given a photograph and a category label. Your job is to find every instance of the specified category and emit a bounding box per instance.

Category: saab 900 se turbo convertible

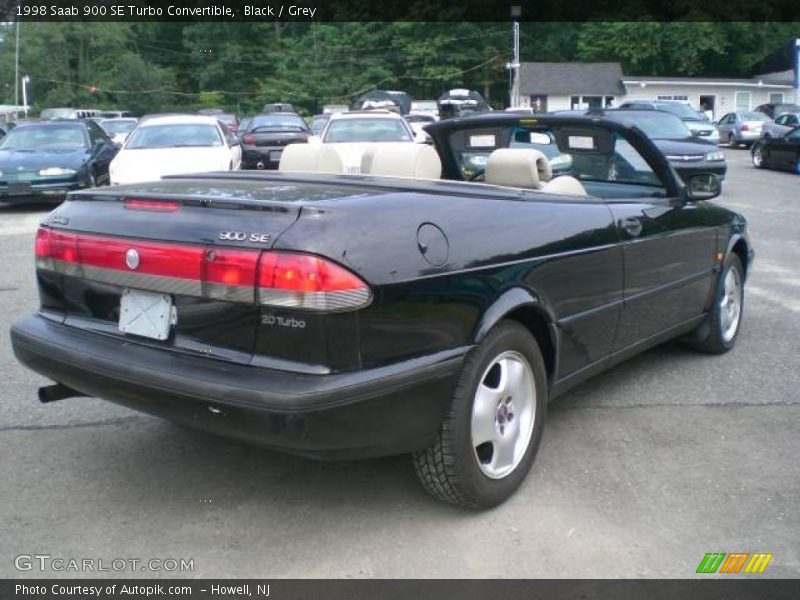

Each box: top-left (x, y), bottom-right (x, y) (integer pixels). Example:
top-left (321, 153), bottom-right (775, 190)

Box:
top-left (10, 113), bottom-right (753, 508)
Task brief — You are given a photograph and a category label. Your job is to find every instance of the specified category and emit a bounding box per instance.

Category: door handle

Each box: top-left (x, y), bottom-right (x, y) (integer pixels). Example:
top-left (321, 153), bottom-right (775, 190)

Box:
top-left (620, 217), bottom-right (643, 238)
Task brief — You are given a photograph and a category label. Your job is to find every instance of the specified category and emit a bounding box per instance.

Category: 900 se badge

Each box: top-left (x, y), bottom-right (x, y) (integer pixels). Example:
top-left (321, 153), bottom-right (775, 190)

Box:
top-left (218, 231), bottom-right (271, 243)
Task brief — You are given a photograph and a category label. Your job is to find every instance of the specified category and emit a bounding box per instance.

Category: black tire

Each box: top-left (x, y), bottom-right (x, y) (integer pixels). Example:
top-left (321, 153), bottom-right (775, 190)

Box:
top-left (752, 144), bottom-right (765, 168)
top-left (413, 320), bottom-right (547, 508)
top-left (685, 253), bottom-right (745, 354)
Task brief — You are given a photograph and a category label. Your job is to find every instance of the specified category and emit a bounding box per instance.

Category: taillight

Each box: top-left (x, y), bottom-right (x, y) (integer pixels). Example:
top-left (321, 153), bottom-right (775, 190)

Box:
top-left (242, 134), bottom-right (255, 145)
top-left (741, 124), bottom-right (749, 131)
top-left (34, 228), bottom-right (371, 311)
top-left (125, 198), bottom-right (181, 212)
top-left (257, 252), bottom-right (371, 311)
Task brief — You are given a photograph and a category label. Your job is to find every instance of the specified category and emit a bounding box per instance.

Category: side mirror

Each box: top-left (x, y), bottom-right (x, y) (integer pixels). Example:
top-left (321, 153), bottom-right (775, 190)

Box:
top-left (685, 173), bottom-right (721, 202)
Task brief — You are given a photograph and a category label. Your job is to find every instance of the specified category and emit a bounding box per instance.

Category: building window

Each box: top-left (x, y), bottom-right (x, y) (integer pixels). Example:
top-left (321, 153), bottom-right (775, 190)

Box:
top-left (769, 92), bottom-right (784, 104)
top-left (570, 95), bottom-right (608, 110)
top-left (657, 95), bottom-right (689, 101)
top-left (735, 91), bottom-right (751, 112)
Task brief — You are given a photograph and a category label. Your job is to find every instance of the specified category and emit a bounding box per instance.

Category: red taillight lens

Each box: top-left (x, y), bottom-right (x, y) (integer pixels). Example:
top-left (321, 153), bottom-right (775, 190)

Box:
top-left (741, 124), bottom-right (749, 132)
top-left (35, 227), bottom-right (51, 258)
top-left (124, 198), bottom-right (181, 212)
top-left (48, 229), bottom-right (79, 264)
top-left (257, 252), bottom-right (371, 311)
top-left (242, 134), bottom-right (255, 145)
top-left (204, 248), bottom-right (259, 303)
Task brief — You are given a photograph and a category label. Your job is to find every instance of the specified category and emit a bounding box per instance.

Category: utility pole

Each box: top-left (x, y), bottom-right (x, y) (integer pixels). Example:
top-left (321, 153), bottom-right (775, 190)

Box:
top-left (507, 6), bottom-right (521, 108)
top-left (14, 19), bottom-right (20, 107)
top-left (22, 76), bottom-right (30, 116)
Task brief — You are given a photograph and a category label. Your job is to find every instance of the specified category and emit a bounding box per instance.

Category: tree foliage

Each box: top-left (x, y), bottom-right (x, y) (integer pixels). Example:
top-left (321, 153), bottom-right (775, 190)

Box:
top-left (0, 21), bottom-right (797, 116)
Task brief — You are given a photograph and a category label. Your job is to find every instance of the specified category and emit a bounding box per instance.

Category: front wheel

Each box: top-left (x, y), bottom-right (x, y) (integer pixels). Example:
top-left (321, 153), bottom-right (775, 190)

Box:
top-left (413, 321), bottom-right (547, 508)
top-left (685, 253), bottom-right (744, 354)
top-left (752, 144), bottom-right (764, 168)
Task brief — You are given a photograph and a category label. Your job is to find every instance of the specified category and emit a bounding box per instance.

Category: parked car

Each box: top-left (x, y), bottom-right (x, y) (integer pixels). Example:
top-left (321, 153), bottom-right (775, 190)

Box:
top-left (40, 108), bottom-right (101, 120)
top-left (262, 103), bottom-right (294, 114)
top-left (0, 121), bottom-right (15, 139)
top-left (240, 113), bottom-right (313, 169)
top-left (761, 112), bottom-right (800, 139)
top-left (0, 119), bottom-right (116, 204)
top-left (322, 104), bottom-right (349, 115)
top-left (99, 110), bottom-right (134, 119)
top-left (109, 115), bottom-right (241, 185)
top-left (405, 113), bottom-right (436, 139)
top-left (754, 103), bottom-right (800, 119)
top-left (11, 112), bottom-right (752, 508)
top-left (715, 112), bottom-right (770, 147)
top-left (592, 109), bottom-right (726, 181)
top-left (218, 114), bottom-right (240, 135)
top-left (410, 100), bottom-right (439, 120)
top-left (98, 117), bottom-right (138, 146)
top-left (618, 99), bottom-right (720, 143)
top-left (318, 110), bottom-right (418, 172)
top-left (309, 114), bottom-right (330, 136)
top-left (751, 126), bottom-right (800, 172)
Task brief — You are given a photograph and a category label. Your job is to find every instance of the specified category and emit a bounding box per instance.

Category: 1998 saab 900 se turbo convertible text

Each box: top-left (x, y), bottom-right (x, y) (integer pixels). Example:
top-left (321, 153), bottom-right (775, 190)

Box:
top-left (10, 114), bottom-right (753, 508)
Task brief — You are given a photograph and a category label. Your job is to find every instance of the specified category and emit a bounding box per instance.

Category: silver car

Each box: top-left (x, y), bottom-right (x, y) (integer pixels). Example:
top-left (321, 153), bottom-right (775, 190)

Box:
top-left (716, 111), bottom-right (771, 148)
top-left (761, 112), bottom-right (800, 139)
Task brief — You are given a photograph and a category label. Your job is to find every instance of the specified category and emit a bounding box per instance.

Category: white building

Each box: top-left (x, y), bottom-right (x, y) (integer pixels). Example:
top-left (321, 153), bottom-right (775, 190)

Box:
top-left (518, 63), bottom-right (798, 120)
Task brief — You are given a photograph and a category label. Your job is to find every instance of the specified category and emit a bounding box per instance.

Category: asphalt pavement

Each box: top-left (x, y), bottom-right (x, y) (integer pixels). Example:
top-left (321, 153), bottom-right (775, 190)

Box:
top-left (1, 149), bottom-right (798, 578)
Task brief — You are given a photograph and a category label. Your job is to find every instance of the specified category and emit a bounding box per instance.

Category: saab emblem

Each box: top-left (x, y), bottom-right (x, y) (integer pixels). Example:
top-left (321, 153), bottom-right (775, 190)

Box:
top-left (125, 248), bottom-right (140, 270)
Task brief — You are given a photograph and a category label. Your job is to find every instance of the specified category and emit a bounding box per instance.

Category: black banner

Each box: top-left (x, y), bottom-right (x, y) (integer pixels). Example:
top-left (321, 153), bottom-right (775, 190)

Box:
top-left (3, 580), bottom-right (800, 600)
top-left (2, 0), bottom-right (800, 22)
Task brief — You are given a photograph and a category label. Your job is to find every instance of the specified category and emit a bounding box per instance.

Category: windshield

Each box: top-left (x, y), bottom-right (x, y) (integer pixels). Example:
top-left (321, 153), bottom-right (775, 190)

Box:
top-left (249, 115), bottom-right (307, 131)
top-left (218, 114), bottom-right (237, 125)
top-left (741, 112), bottom-right (770, 122)
top-left (653, 102), bottom-right (703, 121)
top-left (323, 118), bottom-right (412, 142)
top-left (100, 120), bottom-right (137, 135)
top-left (614, 114), bottom-right (691, 139)
top-left (125, 124), bottom-right (222, 149)
top-left (412, 101), bottom-right (437, 111)
top-left (0, 124), bottom-right (87, 150)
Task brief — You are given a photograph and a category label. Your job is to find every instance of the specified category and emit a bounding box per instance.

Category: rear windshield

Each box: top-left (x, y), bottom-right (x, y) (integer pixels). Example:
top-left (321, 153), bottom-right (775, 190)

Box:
top-left (612, 114), bottom-right (691, 139)
top-left (249, 115), bottom-right (307, 131)
top-left (125, 124), bottom-right (222, 149)
top-left (323, 118), bottom-right (412, 143)
top-left (100, 119), bottom-right (137, 134)
top-left (741, 112), bottom-right (770, 121)
top-left (0, 124), bottom-right (87, 150)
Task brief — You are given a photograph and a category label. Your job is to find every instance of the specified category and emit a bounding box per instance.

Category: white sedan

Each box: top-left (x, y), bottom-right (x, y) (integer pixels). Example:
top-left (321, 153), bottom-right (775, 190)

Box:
top-left (109, 115), bottom-right (241, 185)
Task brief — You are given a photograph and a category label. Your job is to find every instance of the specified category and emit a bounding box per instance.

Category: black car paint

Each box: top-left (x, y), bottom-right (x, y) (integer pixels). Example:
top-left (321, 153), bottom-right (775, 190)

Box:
top-left (240, 114), bottom-right (312, 169)
top-left (752, 127), bottom-right (800, 173)
top-left (0, 120), bottom-right (117, 204)
top-left (10, 114), bottom-right (752, 459)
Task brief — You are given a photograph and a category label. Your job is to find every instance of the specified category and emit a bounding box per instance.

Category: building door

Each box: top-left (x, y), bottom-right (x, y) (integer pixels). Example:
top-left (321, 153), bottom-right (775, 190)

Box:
top-left (530, 95), bottom-right (547, 113)
top-left (699, 95), bottom-right (716, 121)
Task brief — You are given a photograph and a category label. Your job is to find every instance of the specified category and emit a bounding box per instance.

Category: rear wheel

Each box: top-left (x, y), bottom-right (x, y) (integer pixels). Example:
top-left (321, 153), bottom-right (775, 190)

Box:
top-left (685, 253), bottom-right (744, 354)
top-left (413, 321), bottom-right (547, 508)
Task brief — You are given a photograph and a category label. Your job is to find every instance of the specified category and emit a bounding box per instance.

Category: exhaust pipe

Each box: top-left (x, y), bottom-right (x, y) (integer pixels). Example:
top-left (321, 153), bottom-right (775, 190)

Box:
top-left (38, 383), bottom-right (83, 404)
top-left (256, 161), bottom-right (265, 170)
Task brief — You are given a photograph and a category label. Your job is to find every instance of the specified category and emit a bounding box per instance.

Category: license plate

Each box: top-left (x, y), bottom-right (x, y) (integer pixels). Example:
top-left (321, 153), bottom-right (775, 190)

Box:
top-left (7, 182), bottom-right (31, 196)
top-left (270, 150), bottom-right (283, 161)
top-left (119, 289), bottom-right (174, 340)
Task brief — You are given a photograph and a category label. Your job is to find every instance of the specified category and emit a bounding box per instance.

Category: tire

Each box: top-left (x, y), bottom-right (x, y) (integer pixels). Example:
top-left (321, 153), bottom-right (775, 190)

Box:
top-left (685, 253), bottom-right (745, 354)
top-left (752, 144), bottom-right (764, 168)
top-left (413, 320), bottom-right (547, 508)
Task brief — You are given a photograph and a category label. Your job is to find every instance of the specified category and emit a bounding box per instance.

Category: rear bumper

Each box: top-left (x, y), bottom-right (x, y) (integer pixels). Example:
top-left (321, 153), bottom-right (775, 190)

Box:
top-left (242, 147), bottom-right (284, 168)
top-left (11, 314), bottom-right (465, 459)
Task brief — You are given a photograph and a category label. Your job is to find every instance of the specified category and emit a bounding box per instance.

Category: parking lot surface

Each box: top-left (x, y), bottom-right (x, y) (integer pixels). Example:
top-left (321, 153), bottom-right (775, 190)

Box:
top-left (1, 148), bottom-right (798, 578)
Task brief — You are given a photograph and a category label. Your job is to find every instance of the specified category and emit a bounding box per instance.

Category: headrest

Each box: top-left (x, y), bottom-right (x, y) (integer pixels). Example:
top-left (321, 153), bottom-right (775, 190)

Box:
top-left (278, 144), bottom-right (323, 172)
top-left (540, 175), bottom-right (588, 197)
top-left (361, 143), bottom-right (442, 179)
top-left (485, 148), bottom-right (551, 188)
top-left (317, 146), bottom-right (346, 174)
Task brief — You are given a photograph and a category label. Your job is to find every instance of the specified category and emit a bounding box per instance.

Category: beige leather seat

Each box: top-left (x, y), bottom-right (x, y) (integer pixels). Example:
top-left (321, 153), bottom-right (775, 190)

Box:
top-left (278, 144), bottom-right (346, 174)
top-left (278, 144), bottom-right (323, 172)
top-left (484, 148), bottom-right (551, 189)
top-left (361, 143), bottom-right (442, 179)
top-left (540, 175), bottom-right (588, 196)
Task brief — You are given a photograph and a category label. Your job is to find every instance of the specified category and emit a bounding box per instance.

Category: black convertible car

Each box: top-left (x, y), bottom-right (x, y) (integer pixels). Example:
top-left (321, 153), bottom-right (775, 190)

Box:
top-left (751, 126), bottom-right (800, 173)
top-left (10, 113), bottom-right (753, 508)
